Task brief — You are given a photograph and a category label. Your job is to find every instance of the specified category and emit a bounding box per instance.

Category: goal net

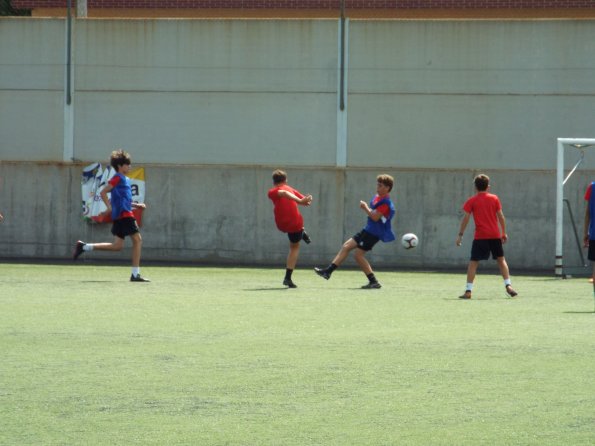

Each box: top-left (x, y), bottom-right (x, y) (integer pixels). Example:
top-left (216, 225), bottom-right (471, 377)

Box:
top-left (555, 138), bottom-right (595, 277)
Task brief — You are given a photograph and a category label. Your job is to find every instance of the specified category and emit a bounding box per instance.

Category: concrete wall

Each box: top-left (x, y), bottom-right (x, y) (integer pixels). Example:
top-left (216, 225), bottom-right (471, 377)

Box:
top-left (1, 17), bottom-right (595, 271)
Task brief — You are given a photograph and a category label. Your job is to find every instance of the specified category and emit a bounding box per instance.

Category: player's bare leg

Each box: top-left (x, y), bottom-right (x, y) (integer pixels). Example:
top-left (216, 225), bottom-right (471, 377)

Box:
top-left (283, 242), bottom-right (300, 288)
top-left (90, 236), bottom-right (125, 252)
top-left (460, 260), bottom-right (479, 299)
top-left (129, 233), bottom-right (149, 282)
top-left (130, 232), bottom-right (143, 268)
top-left (331, 238), bottom-right (357, 266)
top-left (315, 238), bottom-right (357, 280)
top-left (497, 256), bottom-right (517, 297)
top-left (355, 249), bottom-right (381, 289)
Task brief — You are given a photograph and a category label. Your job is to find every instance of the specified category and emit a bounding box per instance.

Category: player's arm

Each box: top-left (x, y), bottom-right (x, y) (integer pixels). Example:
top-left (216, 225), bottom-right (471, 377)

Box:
top-left (0, 212), bottom-right (3, 222)
top-left (360, 201), bottom-right (388, 222)
top-left (100, 183), bottom-right (114, 214)
top-left (456, 212), bottom-right (471, 246)
top-left (496, 209), bottom-right (508, 243)
top-left (278, 190), bottom-right (312, 206)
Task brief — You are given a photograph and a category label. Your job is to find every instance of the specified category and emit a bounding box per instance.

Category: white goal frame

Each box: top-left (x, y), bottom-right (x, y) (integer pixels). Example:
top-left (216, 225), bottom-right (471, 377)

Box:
top-left (555, 137), bottom-right (595, 277)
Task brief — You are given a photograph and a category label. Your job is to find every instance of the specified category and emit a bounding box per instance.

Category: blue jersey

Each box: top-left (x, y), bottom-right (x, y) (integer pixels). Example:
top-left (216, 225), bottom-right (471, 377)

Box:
top-left (108, 173), bottom-right (133, 221)
top-left (363, 195), bottom-right (395, 243)
top-left (588, 182), bottom-right (595, 240)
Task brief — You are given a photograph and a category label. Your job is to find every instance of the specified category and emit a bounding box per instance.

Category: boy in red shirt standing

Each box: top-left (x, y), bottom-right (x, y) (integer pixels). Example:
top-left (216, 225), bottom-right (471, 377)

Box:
top-left (456, 174), bottom-right (517, 299)
top-left (268, 169), bottom-right (313, 288)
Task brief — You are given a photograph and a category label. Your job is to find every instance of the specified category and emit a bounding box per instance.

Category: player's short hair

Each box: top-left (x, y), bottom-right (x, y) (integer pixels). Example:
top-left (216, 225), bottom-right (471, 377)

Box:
top-left (474, 174), bottom-right (490, 191)
top-left (377, 174), bottom-right (394, 192)
top-left (272, 169), bottom-right (287, 185)
top-left (110, 149), bottom-right (132, 170)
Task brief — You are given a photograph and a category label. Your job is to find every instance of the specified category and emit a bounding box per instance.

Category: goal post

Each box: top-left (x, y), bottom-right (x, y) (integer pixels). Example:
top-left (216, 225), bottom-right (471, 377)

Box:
top-left (555, 137), bottom-right (595, 277)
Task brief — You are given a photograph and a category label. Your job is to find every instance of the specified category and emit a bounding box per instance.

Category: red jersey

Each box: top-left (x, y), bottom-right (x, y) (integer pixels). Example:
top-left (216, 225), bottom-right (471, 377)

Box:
top-left (268, 184), bottom-right (304, 233)
top-left (585, 183), bottom-right (593, 201)
top-left (462, 192), bottom-right (502, 239)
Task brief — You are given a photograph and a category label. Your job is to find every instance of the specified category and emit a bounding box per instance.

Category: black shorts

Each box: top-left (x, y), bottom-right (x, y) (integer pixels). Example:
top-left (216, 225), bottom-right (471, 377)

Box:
top-left (470, 238), bottom-right (504, 261)
top-left (588, 240), bottom-right (595, 261)
top-left (353, 230), bottom-right (380, 252)
top-left (111, 217), bottom-right (139, 239)
top-left (287, 230), bottom-right (305, 244)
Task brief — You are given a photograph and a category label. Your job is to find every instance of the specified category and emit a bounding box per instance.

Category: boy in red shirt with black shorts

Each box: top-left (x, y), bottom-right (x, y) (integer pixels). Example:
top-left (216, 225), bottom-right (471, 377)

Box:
top-left (456, 174), bottom-right (517, 299)
top-left (268, 169), bottom-right (313, 288)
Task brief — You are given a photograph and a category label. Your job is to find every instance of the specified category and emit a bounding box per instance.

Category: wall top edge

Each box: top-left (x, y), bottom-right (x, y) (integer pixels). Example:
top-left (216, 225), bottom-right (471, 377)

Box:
top-left (0, 160), bottom-right (560, 175)
top-left (2, 16), bottom-right (595, 23)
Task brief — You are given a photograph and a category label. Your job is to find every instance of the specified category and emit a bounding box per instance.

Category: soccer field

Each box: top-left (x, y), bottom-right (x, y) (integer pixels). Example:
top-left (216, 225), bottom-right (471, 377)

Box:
top-left (1, 263), bottom-right (594, 445)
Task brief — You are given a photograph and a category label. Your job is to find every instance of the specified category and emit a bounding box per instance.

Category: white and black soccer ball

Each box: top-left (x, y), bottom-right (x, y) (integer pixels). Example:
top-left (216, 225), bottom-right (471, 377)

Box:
top-left (401, 233), bottom-right (418, 250)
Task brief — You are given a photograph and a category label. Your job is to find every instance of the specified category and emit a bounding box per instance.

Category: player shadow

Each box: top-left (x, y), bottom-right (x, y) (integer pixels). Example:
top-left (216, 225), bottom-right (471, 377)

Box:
top-left (79, 280), bottom-right (123, 283)
top-left (563, 311), bottom-right (595, 314)
top-left (244, 287), bottom-right (292, 291)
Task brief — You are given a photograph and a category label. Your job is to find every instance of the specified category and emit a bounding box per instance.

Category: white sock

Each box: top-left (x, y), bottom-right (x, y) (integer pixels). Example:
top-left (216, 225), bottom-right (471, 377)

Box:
top-left (83, 244), bottom-right (93, 252)
top-left (466, 283), bottom-right (473, 292)
top-left (504, 278), bottom-right (512, 286)
top-left (132, 267), bottom-right (140, 276)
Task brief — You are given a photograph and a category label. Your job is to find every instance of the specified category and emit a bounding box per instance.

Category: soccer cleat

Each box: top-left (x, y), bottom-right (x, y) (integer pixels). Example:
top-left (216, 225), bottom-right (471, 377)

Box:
top-left (73, 241), bottom-right (85, 260)
top-left (459, 291), bottom-right (472, 299)
top-left (302, 231), bottom-right (311, 244)
top-left (130, 274), bottom-right (151, 282)
top-left (361, 282), bottom-right (381, 289)
top-left (314, 267), bottom-right (330, 280)
top-left (283, 278), bottom-right (297, 288)
top-left (505, 285), bottom-right (518, 297)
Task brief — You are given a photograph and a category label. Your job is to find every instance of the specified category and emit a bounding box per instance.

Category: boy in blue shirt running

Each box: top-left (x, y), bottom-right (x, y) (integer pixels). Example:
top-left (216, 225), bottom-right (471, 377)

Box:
top-left (73, 149), bottom-right (149, 282)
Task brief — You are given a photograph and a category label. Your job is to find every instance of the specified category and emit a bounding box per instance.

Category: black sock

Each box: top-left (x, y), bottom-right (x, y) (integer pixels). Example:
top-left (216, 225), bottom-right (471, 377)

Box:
top-left (328, 263), bottom-right (338, 273)
top-left (366, 273), bottom-right (377, 283)
top-left (285, 268), bottom-right (293, 280)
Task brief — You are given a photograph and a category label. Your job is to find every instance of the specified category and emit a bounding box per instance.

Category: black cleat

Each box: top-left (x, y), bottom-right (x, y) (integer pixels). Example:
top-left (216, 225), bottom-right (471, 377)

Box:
top-left (130, 274), bottom-right (151, 282)
top-left (459, 291), bottom-right (472, 299)
top-left (361, 282), bottom-right (382, 289)
top-left (283, 278), bottom-right (297, 288)
top-left (314, 267), bottom-right (330, 280)
top-left (302, 231), bottom-right (311, 244)
top-left (505, 285), bottom-right (518, 297)
top-left (73, 241), bottom-right (85, 260)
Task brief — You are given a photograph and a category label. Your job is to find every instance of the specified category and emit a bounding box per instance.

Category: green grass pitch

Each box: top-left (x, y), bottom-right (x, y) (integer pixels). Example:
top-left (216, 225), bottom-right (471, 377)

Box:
top-left (1, 263), bottom-right (594, 445)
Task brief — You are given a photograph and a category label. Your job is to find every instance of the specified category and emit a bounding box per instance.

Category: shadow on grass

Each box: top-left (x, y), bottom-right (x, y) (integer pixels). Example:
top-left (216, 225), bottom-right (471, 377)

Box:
top-left (563, 311), bottom-right (595, 314)
top-left (244, 287), bottom-right (290, 291)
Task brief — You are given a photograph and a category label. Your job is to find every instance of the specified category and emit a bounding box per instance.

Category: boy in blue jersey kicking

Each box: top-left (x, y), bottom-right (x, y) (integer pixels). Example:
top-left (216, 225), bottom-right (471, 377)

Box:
top-left (583, 181), bottom-right (595, 301)
top-left (73, 149), bottom-right (149, 282)
top-left (315, 174), bottom-right (396, 289)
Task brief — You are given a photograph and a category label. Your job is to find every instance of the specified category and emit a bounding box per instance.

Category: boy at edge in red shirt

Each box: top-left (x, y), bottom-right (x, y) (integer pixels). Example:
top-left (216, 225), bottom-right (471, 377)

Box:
top-left (456, 174), bottom-right (517, 299)
top-left (267, 169), bottom-right (313, 288)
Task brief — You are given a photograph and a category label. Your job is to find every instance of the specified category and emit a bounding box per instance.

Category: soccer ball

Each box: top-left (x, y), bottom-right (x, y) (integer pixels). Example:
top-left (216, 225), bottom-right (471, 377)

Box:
top-left (401, 233), bottom-right (418, 250)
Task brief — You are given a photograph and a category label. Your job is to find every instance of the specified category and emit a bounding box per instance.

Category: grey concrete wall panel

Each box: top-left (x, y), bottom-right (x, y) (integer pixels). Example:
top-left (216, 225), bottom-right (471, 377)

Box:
top-left (347, 94), bottom-right (595, 169)
top-left (0, 19), bottom-right (65, 161)
top-left (0, 18), bottom-right (65, 90)
top-left (1, 163), bottom-right (586, 271)
top-left (70, 19), bottom-right (338, 165)
top-left (0, 91), bottom-right (64, 161)
top-left (73, 91), bottom-right (337, 165)
top-left (75, 20), bottom-right (338, 93)
top-left (347, 20), bottom-right (595, 169)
